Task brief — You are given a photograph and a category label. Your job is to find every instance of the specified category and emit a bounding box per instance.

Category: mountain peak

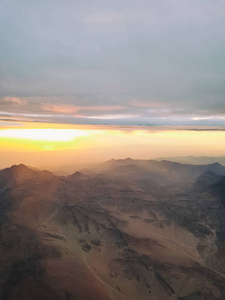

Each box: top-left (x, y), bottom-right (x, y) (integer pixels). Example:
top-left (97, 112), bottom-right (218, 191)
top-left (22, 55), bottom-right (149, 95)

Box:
top-left (67, 171), bottom-right (88, 182)
top-left (9, 164), bottom-right (35, 174)
top-left (210, 162), bottom-right (221, 166)
top-left (206, 162), bottom-right (225, 175)
top-left (0, 164), bottom-right (38, 185)
top-left (10, 164), bottom-right (29, 171)
top-left (124, 157), bottom-right (133, 161)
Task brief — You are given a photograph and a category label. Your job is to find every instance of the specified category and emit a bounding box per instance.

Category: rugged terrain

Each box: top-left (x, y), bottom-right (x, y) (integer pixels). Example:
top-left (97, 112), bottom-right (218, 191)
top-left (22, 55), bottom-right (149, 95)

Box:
top-left (1, 159), bottom-right (225, 300)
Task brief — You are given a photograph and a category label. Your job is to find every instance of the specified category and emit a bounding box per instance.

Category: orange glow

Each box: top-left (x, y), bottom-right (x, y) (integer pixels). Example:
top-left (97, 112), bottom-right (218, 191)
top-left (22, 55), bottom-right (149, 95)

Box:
top-left (1, 123), bottom-right (225, 169)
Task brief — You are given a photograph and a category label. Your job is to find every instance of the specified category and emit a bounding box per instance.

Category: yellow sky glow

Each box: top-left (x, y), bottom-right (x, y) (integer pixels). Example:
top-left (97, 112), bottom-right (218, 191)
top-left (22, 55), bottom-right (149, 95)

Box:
top-left (0, 128), bottom-right (97, 142)
top-left (1, 124), bottom-right (225, 169)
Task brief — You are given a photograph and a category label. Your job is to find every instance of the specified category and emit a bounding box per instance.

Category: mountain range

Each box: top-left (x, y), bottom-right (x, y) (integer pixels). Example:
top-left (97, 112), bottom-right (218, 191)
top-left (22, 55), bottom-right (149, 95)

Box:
top-left (156, 156), bottom-right (225, 166)
top-left (1, 159), bottom-right (225, 300)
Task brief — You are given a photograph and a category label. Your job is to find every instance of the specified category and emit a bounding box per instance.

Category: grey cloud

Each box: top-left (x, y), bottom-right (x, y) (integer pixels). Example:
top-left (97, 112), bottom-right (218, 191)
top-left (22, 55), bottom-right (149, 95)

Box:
top-left (0, 0), bottom-right (225, 126)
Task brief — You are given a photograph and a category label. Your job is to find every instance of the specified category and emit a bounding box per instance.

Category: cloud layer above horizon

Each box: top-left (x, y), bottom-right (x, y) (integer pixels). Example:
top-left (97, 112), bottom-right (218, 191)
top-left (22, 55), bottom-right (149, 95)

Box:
top-left (1, 0), bottom-right (225, 126)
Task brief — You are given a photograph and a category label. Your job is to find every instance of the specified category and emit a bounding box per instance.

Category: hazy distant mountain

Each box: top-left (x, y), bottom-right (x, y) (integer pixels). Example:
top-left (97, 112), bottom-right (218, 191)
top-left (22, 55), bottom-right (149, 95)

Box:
top-left (156, 156), bottom-right (225, 166)
top-left (0, 160), bottom-right (225, 299)
top-left (90, 158), bottom-right (225, 189)
top-left (66, 171), bottom-right (89, 182)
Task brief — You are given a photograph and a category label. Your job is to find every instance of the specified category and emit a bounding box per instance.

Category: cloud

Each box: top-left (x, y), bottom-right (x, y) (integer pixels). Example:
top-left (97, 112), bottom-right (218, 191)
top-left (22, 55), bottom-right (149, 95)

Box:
top-left (41, 103), bottom-right (79, 114)
top-left (192, 116), bottom-right (214, 121)
top-left (41, 103), bottom-right (124, 115)
top-left (131, 100), bottom-right (166, 109)
top-left (83, 12), bottom-right (126, 26)
top-left (0, 1), bottom-right (225, 127)
top-left (4, 97), bottom-right (27, 105)
top-left (85, 114), bottom-right (139, 120)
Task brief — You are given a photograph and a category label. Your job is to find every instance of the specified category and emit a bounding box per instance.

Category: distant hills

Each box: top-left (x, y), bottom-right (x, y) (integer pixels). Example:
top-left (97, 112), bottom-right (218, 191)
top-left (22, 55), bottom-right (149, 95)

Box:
top-left (156, 156), bottom-right (225, 166)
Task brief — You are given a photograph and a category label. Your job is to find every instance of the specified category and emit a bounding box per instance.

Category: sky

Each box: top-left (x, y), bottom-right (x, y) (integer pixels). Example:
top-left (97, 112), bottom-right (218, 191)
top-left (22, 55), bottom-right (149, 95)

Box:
top-left (1, 123), bottom-right (225, 170)
top-left (1, 0), bottom-right (225, 126)
top-left (0, 1), bottom-right (225, 168)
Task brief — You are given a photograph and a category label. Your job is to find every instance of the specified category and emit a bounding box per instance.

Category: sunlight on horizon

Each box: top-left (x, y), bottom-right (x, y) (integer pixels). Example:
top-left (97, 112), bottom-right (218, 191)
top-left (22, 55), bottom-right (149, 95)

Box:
top-left (0, 127), bottom-right (105, 152)
top-left (0, 128), bottom-right (93, 142)
top-left (1, 124), bottom-right (225, 168)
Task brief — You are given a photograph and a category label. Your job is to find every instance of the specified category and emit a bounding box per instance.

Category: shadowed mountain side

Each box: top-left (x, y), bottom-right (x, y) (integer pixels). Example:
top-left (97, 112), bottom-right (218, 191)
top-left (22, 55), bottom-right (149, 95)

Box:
top-left (193, 172), bottom-right (224, 193)
top-left (0, 161), bottom-right (225, 299)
